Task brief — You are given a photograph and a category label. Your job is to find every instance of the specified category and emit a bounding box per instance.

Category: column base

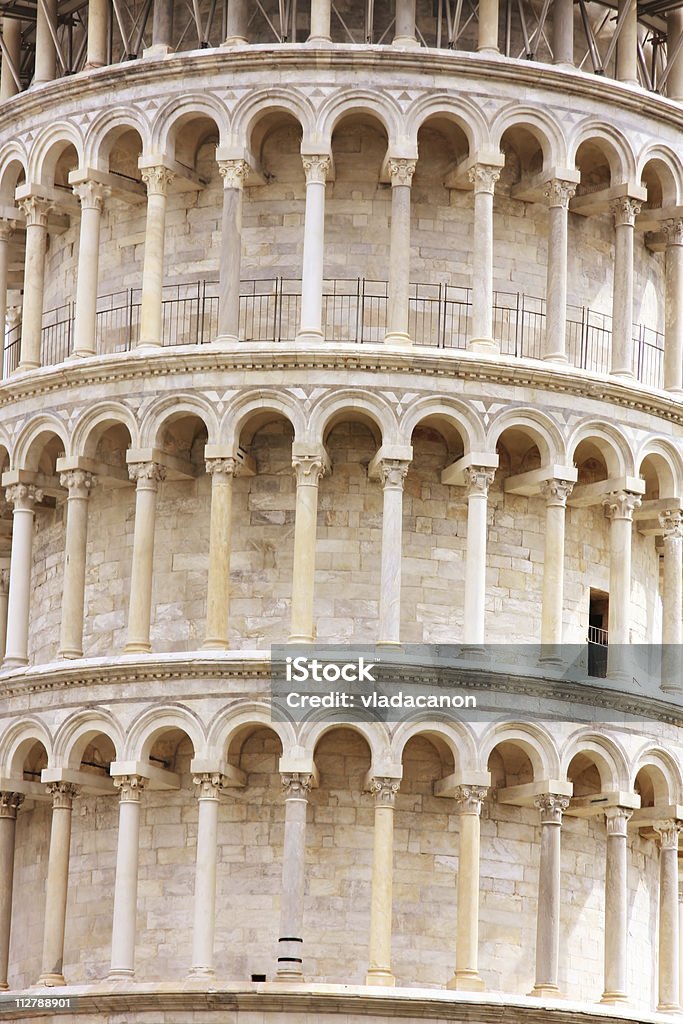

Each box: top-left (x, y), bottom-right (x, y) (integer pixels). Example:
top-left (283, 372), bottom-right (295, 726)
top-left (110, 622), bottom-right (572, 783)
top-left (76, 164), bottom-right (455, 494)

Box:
top-left (600, 991), bottom-right (629, 1005)
top-left (107, 969), bottom-right (135, 981)
top-left (0, 982), bottom-right (8, 991)
top-left (124, 641), bottom-right (152, 655)
top-left (307, 35), bottom-right (332, 43)
top-left (392, 36), bottom-right (419, 47)
top-left (66, 350), bottom-right (96, 361)
top-left (467, 337), bottom-right (499, 355)
top-left (295, 330), bottom-right (324, 343)
top-left (135, 342), bottom-right (163, 354)
top-left (142, 44), bottom-right (173, 57)
top-left (187, 967), bottom-right (216, 979)
top-left (210, 334), bottom-right (240, 347)
top-left (287, 633), bottom-right (315, 644)
top-left (384, 331), bottom-right (412, 347)
top-left (365, 968), bottom-right (396, 986)
top-left (375, 639), bottom-right (402, 649)
top-left (275, 967), bottom-right (304, 982)
top-left (2, 656), bottom-right (28, 669)
top-left (84, 61), bottom-right (106, 70)
top-left (529, 983), bottom-right (563, 998)
top-left (221, 36), bottom-right (249, 46)
top-left (609, 368), bottom-right (635, 379)
top-left (58, 648), bottom-right (83, 660)
top-left (476, 45), bottom-right (500, 54)
top-left (17, 361), bottom-right (40, 372)
top-left (661, 682), bottom-right (683, 694)
top-left (446, 970), bottom-right (485, 991)
top-left (202, 639), bottom-right (230, 651)
top-left (37, 972), bottom-right (66, 987)
top-left (657, 1003), bottom-right (682, 1013)
top-left (542, 352), bottom-right (569, 363)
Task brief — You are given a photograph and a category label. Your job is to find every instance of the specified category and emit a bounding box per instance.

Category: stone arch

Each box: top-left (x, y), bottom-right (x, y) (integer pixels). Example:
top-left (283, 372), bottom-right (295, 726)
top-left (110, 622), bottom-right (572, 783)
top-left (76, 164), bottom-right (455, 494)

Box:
top-left (300, 719), bottom-right (392, 773)
top-left (631, 745), bottom-right (682, 805)
top-left (85, 108), bottom-right (150, 170)
top-left (635, 439), bottom-right (682, 499)
top-left (231, 90), bottom-right (315, 152)
top-left (399, 397), bottom-right (485, 453)
top-left (479, 721), bottom-right (560, 779)
top-left (561, 730), bottom-right (631, 791)
top-left (12, 415), bottom-right (69, 470)
top-left (569, 120), bottom-right (636, 185)
top-left (390, 719), bottom-right (477, 773)
top-left (407, 94), bottom-right (487, 154)
top-left (316, 90), bottom-right (403, 150)
top-left (140, 393), bottom-right (219, 449)
top-left (53, 708), bottom-right (124, 769)
top-left (28, 121), bottom-right (84, 186)
top-left (491, 104), bottom-right (567, 169)
top-left (307, 390), bottom-right (398, 447)
top-left (207, 702), bottom-right (297, 762)
top-left (223, 391), bottom-right (306, 451)
top-left (123, 704), bottom-right (205, 761)
top-left (151, 94), bottom-right (231, 156)
top-left (567, 420), bottom-right (635, 479)
top-left (487, 407), bottom-right (567, 466)
top-left (0, 142), bottom-right (28, 203)
top-left (71, 403), bottom-right (139, 458)
top-left (0, 718), bottom-right (53, 777)
top-left (637, 145), bottom-right (682, 207)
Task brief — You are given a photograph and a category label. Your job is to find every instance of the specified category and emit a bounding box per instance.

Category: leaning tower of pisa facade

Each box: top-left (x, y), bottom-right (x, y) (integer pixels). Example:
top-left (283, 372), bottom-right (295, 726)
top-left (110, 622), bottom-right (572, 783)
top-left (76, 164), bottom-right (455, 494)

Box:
top-left (0, 0), bottom-right (682, 1022)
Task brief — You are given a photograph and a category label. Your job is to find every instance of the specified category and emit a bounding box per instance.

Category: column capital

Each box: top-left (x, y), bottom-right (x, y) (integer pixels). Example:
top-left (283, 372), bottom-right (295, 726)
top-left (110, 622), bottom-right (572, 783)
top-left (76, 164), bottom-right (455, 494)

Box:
top-left (662, 217), bottom-right (683, 247)
top-left (128, 461), bottom-right (167, 488)
top-left (540, 477), bottom-right (574, 508)
top-left (653, 819), bottom-right (683, 850)
top-left (377, 458), bottom-right (410, 490)
top-left (534, 793), bottom-right (570, 824)
top-left (140, 165), bottom-right (175, 197)
top-left (301, 154), bottom-right (331, 184)
top-left (467, 163), bottom-right (501, 195)
top-left (281, 772), bottom-right (314, 798)
top-left (73, 180), bottom-right (110, 211)
top-left (0, 218), bottom-right (16, 243)
top-left (205, 456), bottom-right (237, 477)
top-left (193, 772), bottom-right (229, 800)
top-left (369, 777), bottom-right (401, 806)
top-left (0, 791), bottom-right (24, 819)
top-left (453, 784), bottom-right (488, 815)
top-left (292, 452), bottom-right (329, 487)
top-left (603, 489), bottom-right (642, 521)
top-left (17, 195), bottom-right (53, 228)
top-left (46, 781), bottom-right (79, 808)
top-left (112, 774), bottom-right (147, 802)
top-left (217, 159), bottom-right (249, 190)
top-left (388, 158), bottom-right (416, 187)
top-left (544, 179), bottom-right (577, 209)
top-left (59, 469), bottom-right (97, 495)
top-left (463, 465), bottom-right (495, 499)
top-left (604, 806), bottom-right (633, 836)
top-left (5, 483), bottom-right (43, 510)
top-left (610, 196), bottom-right (642, 227)
top-left (659, 508), bottom-right (683, 538)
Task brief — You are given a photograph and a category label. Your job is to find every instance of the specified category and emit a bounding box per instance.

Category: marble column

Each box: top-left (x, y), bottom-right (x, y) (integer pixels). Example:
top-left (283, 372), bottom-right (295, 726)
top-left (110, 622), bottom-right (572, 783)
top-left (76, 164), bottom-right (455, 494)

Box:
top-left (34, 0), bottom-right (57, 84)
top-left (552, 0), bottom-right (574, 65)
top-left (667, 9), bottom-right (683, 101)
top-left (72, 181), bottom-right (108, 357)
top-left (277, 773), bottom-right (312, 980)
top-left (0, 220), bottom-right (15, 368)
top-left (530, 794), bottom-right (569, 996)
top-left (204, 458), bottom-right (236, 650)
top-left (297, 155), bottom-right (330, 341)
top-left (38, 783), bottom-right (79, 986)
top-left (190, 772), bottom-right (227, 976)
top-left (463, 467), bottom-right (495, 647)
top-left (543, 180), bottom-right (576, 362)
top-left (679, 883), bottom-right (683, 1005)
top-left (468, 165), bottom-right (500, 352)
top-left (663, 218), bottom-right (683, 392)
top-left (477, 0), bottom-right (499, 52)
top-left (289, 453), bottom-right (327, 643)
top-left (601, 807), bottom-right (632, 1004)
top-left (17, 195), bottom-right (52, 371)
top-left (139, 166), bottom-right (175, 348)
top-left (109, 775), bottom-right (145, 978)
top-left (616, 0), bottom-right (638, 85)
top-left (224, 0), bottom-right (248, 43)
top-left (217, 160), bottom-right (248, 342)
top-left (0, 792), bottom-right (23, 989)
top-left (86, 0), bottom-right (108, 66)
top-left (58, 470), bottom-right (96, 659)
top-left (149, 0), bottom-right (173, 53)
top-left (0, 569), bottom-right (9, 659)
top-left (540, 479), bottom-right (573, 650)
top-left (393, 0), bottom-right (418, 46)
top-left (377, 460), bottom-right (409, 646)
top-left (124, 462), bottom-right (166, 654)
top-left (610, 197), bottom-right (641, 378)
top-left (603, 491), bottom-right (641, 675)
top-left (0, 17), bottom-right (22, 100)
top-left (385, 159), bottom-right (416, 346)
top-left (654, 820), bottom-right (683, 1011)
top-left (4, 482), bottom-right (42, 668)
top-left (366, 778), bottom-right (400, 986)
top-left (660, 509), bottom-right (683, 692)
top-left (447, 785), bottom-right (487, 991)
top-left (308, 0), bottom-right (331, 41)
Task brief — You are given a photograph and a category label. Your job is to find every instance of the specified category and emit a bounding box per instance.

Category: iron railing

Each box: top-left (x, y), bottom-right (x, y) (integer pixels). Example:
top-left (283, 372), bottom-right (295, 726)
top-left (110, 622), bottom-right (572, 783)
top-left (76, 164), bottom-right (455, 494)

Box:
top-left (2, 277), bottom-right (666, 389)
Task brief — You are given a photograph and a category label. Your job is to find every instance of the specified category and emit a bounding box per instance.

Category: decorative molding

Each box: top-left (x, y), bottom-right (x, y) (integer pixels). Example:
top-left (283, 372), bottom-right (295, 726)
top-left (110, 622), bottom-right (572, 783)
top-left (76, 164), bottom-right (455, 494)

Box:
top-left (73, 180), bottom-right (111, 211)
top-left (128, 462), bottom-right (167, 486)
top-left (467, 164), bottom-right (500, 194)
top-left (610, 197), bottom-right (641, 228)
top-left (463, 466), bottom-right (495, 498)
top-left (603, 490), bottom-right (642, 521)
top-left (60, 469), bottom-right (97, 494)
top-left (5, 483), bottom-right (43, 510)
top-left (281, 772), bottom-right (313, 798)
top-left (604, 807), bottom-right (633, 837)
top-left (387, 158), bottom-right (416, 187)
top-left (140, 166), bottom-right (175, 196)
top-left (534, 793), bottom-right (569, 824)
top-left (46, 781), bottom-right (80, 808)
top-left (205, 457), bottom-right (237, 477)
top-left (377, 459), bottom-right (409, 490)
top-left (453, 784), bottom-right (488, 815)
top-left (301, 155), bottom-right (331, 184)
top-left (544, 179), bottom-right (577, 209)
top-left (369, 777), bottom-right (400, 806)
top-left (659, 509), bottom-right (683, 540)
top-left (540, 478), bottom-right (574, 508)
top-left (113, 774), bottom-right (147, 802)
top-left (217, 159), bottom-right (250, 190)
top-left (0, 791), bottom-right (24, 819)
